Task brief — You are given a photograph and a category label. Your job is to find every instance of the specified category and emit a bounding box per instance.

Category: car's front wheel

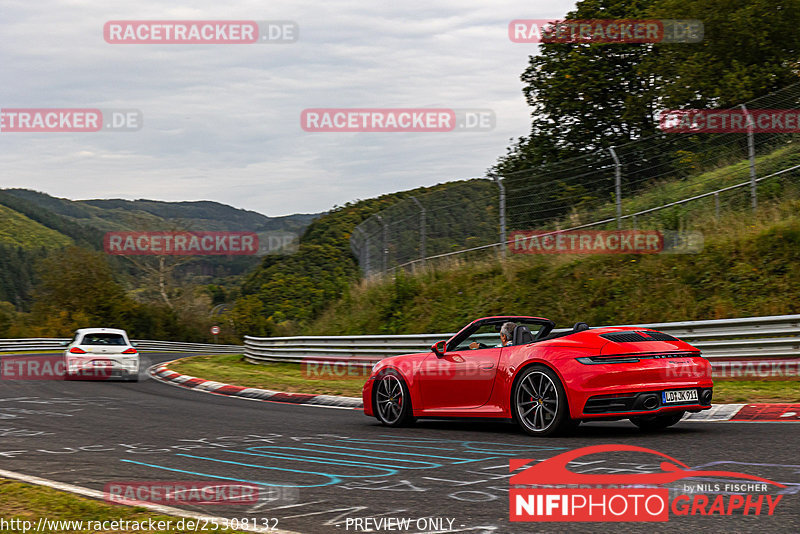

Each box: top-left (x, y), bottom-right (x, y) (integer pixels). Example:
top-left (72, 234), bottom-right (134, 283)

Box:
top-left (512, 365), bottom-right (570, 437)
top-left (630, 411), bottom-right (685, 431)
top-left (373, 369), bottom-right (415, 427)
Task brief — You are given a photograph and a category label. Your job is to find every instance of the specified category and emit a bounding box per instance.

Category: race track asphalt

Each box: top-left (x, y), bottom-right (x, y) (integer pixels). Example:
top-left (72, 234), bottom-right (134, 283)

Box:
top-left (0, 352), bottom-right (798, 534)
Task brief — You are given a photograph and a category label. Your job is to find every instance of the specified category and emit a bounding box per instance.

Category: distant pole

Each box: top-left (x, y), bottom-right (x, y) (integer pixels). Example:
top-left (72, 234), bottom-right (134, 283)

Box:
top-left (740, 104), bottom-right (757, 211)
top-left (353, 226), bottom-right (369, 276)
top-left (608, 146), bottom-right (622, 229)
top-left (375, 214), bottom-right (388, 274)
top-left (410, 196), bottom-right (426, 266)
top-left (493, 176), bottom-right (506, 259)
top-left (364, 235), bottom-right (371, 276)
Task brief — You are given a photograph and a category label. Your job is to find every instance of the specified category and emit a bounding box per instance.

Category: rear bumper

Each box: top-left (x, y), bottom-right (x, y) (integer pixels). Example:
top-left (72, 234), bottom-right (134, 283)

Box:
top-left (580, 388), bottom-right (713, 420)
top-left (562, 355), bottom-right (713, 419)
top-left (65, 355), bottom-right (139, 380)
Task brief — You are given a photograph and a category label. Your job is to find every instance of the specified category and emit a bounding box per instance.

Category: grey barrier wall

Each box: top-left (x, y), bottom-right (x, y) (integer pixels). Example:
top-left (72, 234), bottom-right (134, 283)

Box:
top-left (0, 338), bottom-right (243, 353)
top-left (244, 314), bottom-right (800, 366)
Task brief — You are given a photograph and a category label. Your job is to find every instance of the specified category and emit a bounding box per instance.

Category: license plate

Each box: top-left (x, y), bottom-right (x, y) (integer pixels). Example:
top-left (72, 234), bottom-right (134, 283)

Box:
top-left (662, 389), bottom-right (698, 403)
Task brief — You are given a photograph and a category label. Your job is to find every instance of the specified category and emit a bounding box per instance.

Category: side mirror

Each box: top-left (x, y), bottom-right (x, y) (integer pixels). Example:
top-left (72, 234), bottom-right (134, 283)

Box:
top-left (59, 341), bottom-right (69, 347)
top-left (431, 340), bottom-right (447, 357)
top-left (132, 342), bottom-right (139, 347)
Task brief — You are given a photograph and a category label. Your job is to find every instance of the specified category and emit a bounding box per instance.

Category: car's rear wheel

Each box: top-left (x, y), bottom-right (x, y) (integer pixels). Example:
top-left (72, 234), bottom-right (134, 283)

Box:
top-left (630, 411), bottom-right (685, 431)
top-left (373, 369), bottom-right (415, 427)
top-left (512, 365), bottom-right (570, 437)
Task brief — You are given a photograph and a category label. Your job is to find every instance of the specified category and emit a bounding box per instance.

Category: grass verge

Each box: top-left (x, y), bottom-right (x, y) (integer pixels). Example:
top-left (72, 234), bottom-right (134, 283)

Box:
top-left (168, 354), bottom-right (366, 397)
top-left (166, 354), bottom-right (799, 403)
top-left (712, 380), bottom-right (800, 404)
top-left (0, 479), bottom-right (245, 533)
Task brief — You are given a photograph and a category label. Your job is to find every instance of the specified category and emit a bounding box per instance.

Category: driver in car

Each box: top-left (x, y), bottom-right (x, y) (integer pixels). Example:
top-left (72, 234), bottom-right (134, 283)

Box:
top-left (469, 321), bottom-right (516, 350)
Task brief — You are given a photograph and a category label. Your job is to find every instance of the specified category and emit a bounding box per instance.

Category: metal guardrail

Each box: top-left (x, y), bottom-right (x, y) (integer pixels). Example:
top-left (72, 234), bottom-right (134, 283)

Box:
top-left (0, 338), bottom-right (243, 353)
top-left (244, 314), bottom-right (800, 366)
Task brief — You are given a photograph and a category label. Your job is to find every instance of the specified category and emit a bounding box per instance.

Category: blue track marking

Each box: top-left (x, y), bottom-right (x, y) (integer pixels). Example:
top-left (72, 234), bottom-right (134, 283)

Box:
top-left (123, 456), bottom-right (348, 488)
top-left (345, 436), bottom-right (568, 454)
top-left (227, 448), bottom-right (439, 470)
top-left (118, 459), bottom-right (312, 486)
top-left (118, 435), bottom-right (569, 490)
top-left (307, 443), bottom-right (489, 461)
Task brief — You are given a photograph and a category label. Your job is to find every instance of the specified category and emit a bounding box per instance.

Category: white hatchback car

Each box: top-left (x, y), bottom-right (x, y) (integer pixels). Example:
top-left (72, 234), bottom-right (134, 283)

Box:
top-left (64, 328), bottom-right (139, 381)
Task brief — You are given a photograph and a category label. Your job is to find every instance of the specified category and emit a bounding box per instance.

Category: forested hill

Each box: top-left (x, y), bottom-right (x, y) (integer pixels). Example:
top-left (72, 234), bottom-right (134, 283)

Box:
top-left (229, 179), bottom-right (495, 336)
top-left (0, 188), bottom-right (318, 307)
top-left (1, 189), bottom-right (316, 235)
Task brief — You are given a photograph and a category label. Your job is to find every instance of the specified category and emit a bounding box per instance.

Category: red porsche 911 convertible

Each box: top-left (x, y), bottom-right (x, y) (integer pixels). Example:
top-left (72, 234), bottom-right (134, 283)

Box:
top-left (362, 316), bottom-right (713, 436)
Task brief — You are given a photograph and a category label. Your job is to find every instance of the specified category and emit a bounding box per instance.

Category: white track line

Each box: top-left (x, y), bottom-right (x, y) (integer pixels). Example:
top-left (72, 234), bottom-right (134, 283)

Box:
top-left (0, 467), bottom-right (302, 534)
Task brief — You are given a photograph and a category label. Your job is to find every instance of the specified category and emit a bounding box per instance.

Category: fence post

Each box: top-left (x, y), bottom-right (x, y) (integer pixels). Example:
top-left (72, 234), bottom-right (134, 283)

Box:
top-left (740, 104), bottom-right (757, 211)
top-left (410, 196), bottom-right (426, 266)
top-left (352, 226), bottom-right (368, 276)
top-left (714, 192), bottom-right (720, 220)
top-left (493, 176), bottom-right (506, 259)
top-left (608, 146), bottom-right (622, 229)
top-left (375, 214), bottom-right (388, 274)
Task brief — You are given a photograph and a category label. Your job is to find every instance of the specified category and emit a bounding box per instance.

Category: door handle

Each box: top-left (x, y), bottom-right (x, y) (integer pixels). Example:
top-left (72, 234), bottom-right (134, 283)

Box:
top-left (480, 364), bottom-right (495, 370)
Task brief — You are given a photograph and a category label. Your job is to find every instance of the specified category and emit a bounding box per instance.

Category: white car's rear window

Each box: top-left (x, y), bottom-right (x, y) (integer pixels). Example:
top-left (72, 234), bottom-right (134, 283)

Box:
top-left (80, 333), bottom-right (127, 345)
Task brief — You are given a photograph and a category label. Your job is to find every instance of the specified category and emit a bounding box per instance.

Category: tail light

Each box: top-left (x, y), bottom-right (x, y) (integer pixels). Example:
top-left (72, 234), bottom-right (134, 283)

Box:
top-left (122, 347), bottom-right (137, 354)
top-left (69, 347), bottom-right (86, 354)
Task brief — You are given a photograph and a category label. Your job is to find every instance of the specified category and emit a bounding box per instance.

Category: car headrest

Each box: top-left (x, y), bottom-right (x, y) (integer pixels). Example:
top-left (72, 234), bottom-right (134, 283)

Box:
top-left (573, 322), bottom-right (590, 332)
top-left (513, 325), bottom-right (535, 345)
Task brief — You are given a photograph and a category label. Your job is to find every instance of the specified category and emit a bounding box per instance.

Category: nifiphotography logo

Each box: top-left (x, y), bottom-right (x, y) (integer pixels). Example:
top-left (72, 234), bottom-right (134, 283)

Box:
top-left (510, 444), bottom-right (785, 522)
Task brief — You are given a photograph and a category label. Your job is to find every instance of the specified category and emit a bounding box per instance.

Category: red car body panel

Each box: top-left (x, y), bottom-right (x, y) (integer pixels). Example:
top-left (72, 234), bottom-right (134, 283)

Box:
top-left (363, 316), bottom-right (713, 422)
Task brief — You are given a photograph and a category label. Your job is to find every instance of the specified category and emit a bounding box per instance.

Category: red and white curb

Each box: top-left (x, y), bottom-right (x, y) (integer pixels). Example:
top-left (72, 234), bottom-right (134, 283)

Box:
top-left (149, 363), bottom-right (800, 421)
top-left (149, 363), bottom-right (363, 410)
top-left (683, 403), bottom-right (800, 422)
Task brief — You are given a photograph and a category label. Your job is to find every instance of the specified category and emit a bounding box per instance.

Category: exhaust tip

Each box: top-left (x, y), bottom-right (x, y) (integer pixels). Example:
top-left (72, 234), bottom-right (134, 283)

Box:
top-left (642, 395), bottom-right (659, 410)
top-left (702, 389), bottom-right (713, 404)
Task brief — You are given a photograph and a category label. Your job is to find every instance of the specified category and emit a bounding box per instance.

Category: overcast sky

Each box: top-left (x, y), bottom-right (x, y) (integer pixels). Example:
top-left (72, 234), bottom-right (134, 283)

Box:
top-left (0, 0), bottom-right (577, 217)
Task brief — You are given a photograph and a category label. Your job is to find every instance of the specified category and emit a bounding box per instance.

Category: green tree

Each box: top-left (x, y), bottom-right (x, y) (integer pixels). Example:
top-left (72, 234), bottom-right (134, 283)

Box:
top-left (649, 0), bottom-right (800, 108)
top-left (492, 0), bottom-right (800, 229)
top-left (30, 247), bottom-right (129, 334)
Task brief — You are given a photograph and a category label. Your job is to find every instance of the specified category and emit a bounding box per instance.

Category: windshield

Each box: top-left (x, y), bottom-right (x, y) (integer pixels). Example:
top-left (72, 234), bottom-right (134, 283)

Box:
top-left (448, 319), bottom-right (547, 351)
top-left (80, 333), bottom-right (127, 346)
